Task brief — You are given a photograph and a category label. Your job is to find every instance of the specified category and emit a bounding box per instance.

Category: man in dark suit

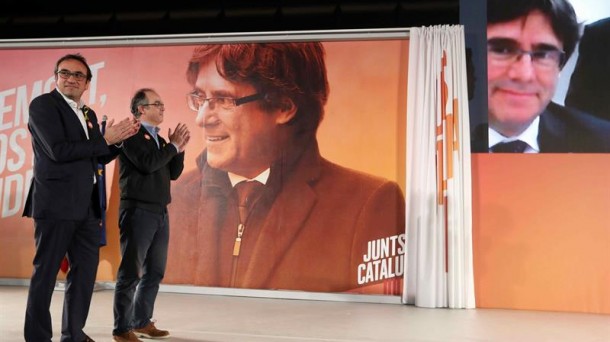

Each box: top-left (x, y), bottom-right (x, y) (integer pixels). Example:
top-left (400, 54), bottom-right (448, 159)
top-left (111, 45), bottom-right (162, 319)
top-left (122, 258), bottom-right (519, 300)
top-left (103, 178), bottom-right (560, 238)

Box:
top-left (477, 0), bottom-right (610, 153)
top-left (112, 89), bottom-right (189, 342)
top-left (23, 53), bottom-right (139, 342)
top-left (565, 17), bottom-right (610, 122)
top-left (167, 43), bottom-right (405, 294)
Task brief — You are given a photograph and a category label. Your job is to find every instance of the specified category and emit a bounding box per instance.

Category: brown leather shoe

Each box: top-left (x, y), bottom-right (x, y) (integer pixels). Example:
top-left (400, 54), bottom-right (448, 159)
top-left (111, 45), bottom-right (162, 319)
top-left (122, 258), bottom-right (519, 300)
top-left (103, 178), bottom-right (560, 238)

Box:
top-left (134, 322), bottom-right (170, 339)
top-left (83, 335), bottom-right (95, 342)
top-left (112, 331), bottom-right (142, 342)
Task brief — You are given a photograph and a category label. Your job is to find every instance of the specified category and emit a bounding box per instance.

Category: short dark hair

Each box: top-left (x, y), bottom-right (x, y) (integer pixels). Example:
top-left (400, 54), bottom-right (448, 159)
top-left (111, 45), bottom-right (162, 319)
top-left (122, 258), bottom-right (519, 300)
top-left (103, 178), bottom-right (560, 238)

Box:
top-left (487, 0), bottom-right (580, 65)
top-left (54, 53), bottom-right (93, 81)
top-left (186, 43), bottom-right (329, 136)
top-left (130, 88), bottom-right (154, 118)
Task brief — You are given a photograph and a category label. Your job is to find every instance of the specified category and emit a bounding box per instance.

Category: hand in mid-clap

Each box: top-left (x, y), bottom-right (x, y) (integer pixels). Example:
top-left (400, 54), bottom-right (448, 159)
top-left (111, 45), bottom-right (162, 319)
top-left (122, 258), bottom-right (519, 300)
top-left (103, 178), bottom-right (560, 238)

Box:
top-left (168, 123), bottom-right (191, 152)
top-left (104, 117), bottom-right (140, 145)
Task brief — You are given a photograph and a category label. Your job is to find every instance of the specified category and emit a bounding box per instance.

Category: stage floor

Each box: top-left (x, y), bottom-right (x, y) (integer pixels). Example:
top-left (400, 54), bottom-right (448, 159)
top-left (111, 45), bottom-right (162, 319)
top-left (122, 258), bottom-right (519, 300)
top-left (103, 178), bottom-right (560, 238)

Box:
top-left (1, 285), bottom-right (608, 341)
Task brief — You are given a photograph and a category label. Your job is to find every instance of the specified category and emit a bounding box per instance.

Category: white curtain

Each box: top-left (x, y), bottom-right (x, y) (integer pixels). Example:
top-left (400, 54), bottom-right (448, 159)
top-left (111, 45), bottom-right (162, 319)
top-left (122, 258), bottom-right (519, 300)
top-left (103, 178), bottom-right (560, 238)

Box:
top-left (402, 25), bottom-right (475, 309)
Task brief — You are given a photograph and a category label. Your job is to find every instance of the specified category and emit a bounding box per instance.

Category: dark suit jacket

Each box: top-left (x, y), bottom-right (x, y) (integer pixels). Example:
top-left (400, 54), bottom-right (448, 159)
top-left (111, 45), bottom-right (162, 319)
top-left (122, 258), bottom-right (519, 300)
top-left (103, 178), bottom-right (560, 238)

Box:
top-left (565, 17), bottom-right (610, 121)
top-left (118, 126), bottom-right (184, 213)
top-left (23, 89), bottom-right (120, 220)
top-left (167, 140), bottom-right (406, 293)
top-left (471, 102), bottom-right (610, 153)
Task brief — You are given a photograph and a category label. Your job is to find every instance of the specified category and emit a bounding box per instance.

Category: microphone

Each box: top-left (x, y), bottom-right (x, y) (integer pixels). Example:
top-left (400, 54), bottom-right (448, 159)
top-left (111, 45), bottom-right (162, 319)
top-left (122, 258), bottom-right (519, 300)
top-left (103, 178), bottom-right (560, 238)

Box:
top-left (101, 115), bottom-right (107, 135)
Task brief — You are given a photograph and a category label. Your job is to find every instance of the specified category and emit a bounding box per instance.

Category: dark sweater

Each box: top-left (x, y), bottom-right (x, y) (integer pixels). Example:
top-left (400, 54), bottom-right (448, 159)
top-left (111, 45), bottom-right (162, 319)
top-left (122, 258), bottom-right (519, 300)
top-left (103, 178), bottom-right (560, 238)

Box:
top-left (118, 126), bottom-right (184, 213)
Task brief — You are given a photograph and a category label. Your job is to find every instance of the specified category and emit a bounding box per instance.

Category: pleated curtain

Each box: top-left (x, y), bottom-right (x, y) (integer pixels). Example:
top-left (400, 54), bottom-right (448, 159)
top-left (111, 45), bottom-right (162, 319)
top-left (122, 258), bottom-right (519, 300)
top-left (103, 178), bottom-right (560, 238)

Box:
top-left (402, 25), bottom-right (475, 309)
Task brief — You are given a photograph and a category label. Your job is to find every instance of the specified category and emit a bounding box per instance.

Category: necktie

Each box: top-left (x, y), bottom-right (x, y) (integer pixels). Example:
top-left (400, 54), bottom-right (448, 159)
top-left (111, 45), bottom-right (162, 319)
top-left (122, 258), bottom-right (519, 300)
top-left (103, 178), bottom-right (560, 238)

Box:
top-left (151, 127), bottom-right (160, 148)
top-left (233, 180), bottom-right (264, 256)
top-left (491, 140), bottom-right (529, 153)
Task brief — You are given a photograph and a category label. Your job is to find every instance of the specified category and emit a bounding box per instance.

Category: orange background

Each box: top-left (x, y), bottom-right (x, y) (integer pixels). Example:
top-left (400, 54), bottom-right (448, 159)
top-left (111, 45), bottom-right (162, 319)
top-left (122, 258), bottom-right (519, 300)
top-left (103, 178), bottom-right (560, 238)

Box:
top-left (472, 154), bottom-right (610, 314)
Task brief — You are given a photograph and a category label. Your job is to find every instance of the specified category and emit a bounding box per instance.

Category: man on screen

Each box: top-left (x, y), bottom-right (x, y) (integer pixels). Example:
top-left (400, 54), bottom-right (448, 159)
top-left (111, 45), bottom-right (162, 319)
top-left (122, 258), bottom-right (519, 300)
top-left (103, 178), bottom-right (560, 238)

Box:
top-left (168, 43), bottom-right (405, 293)
top-left (474, 0), bottom-right (610, 153)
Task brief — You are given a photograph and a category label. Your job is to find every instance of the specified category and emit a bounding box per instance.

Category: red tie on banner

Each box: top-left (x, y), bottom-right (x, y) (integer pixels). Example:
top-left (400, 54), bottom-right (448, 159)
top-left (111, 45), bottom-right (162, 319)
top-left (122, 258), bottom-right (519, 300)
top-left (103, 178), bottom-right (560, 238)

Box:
top-left (60, 256), bottom-right (69, 273)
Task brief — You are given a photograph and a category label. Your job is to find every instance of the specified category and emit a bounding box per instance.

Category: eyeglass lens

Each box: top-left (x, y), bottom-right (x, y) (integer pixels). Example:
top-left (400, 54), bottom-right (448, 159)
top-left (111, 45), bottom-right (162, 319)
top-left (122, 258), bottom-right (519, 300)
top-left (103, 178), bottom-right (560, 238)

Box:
top-left (487, 39), bottom-right (564, 67)
top-left (57, 70), bottom-right (87, 80)
top-left (144, 102), bottom-right (165, 109)
top-left (187, 93), bottom-right (261, 111)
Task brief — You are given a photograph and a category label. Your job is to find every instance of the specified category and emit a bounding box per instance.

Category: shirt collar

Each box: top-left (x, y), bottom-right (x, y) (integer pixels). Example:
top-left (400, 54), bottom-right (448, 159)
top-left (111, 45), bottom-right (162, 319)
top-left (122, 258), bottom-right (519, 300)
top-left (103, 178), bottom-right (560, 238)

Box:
top-left (57, 91), bottom-right (85, 112)
top-left (228, 168), bottom-right (271, 187)
top-left (141, 121), bottom-right (160, 136)
top-left (488, 116), bottom-right (540, 152)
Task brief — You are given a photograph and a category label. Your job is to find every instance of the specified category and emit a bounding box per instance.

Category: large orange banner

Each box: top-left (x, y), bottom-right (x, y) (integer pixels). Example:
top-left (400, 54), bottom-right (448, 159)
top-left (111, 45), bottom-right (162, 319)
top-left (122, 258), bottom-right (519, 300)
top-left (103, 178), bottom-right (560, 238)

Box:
top-left (0, 38), bottom-right (408, 296)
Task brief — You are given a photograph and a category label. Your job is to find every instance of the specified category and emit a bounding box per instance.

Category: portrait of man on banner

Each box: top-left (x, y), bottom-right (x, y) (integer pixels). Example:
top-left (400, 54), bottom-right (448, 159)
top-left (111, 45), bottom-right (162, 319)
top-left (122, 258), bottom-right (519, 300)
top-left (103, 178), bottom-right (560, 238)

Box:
top-left (473, 0), bottom-right (610, 153)
top-left (167, 41), bottom-right (407, 294)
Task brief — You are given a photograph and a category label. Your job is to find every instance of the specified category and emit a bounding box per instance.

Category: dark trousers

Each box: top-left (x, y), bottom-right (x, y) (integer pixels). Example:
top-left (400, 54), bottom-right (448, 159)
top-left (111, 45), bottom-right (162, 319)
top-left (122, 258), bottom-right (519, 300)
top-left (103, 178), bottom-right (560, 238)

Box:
top-left (24, 202), bottom-right (101, 342)
top-left (113, 207), bottom-right (169, 335)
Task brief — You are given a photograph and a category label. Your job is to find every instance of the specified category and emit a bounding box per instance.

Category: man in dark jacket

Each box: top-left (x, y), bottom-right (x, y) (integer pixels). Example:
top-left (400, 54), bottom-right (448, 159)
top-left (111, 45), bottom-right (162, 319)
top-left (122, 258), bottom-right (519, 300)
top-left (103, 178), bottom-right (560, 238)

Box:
top-left (112, 88), bottom-right (189, 342)
top-left (477, 0), bottom-right (610, 153)
top-left (168, 43), bottom-right (406, 294)
top-left (23, 53), bottom-right (139, 342)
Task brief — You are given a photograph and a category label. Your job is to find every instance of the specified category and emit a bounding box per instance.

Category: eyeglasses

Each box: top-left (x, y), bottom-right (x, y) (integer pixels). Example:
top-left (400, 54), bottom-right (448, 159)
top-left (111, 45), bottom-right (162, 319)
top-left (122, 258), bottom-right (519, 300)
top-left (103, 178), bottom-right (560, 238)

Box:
top-left (56, 70), bottom-right (88, 81)
top-left (142, 102), bottom-right (165, 109)
top-left (487, 41), bottom-right (565, 69)
top-left (187, 93), bottom-right (263, 112)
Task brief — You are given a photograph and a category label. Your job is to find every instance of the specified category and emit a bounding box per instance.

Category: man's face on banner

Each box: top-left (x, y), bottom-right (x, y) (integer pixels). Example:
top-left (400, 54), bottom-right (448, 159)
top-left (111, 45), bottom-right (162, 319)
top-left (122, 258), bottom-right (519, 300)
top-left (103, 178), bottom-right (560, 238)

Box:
top-left (193, 60), bottom-right (281, 178)
top-left (487, 10), bottom-right (563, 137)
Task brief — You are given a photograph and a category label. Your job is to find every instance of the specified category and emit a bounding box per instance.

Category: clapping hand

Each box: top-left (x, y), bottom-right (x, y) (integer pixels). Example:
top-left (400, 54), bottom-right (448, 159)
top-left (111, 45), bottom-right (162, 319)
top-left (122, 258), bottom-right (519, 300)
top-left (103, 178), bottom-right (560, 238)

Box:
top-left (168, 123), bottom-right (190, 152)
top-left (104, 117), bottom-right (140, 145)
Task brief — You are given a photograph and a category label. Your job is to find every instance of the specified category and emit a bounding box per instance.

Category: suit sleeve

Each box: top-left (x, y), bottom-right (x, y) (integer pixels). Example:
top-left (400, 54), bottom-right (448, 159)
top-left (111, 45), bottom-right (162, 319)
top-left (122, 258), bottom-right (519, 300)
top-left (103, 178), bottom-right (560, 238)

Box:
top-left (169, 151), bottom-right (185, 180)
top-left (88, 108), bottom-right (121, 164)
top-left (28, 95), bottom-right (111, 163)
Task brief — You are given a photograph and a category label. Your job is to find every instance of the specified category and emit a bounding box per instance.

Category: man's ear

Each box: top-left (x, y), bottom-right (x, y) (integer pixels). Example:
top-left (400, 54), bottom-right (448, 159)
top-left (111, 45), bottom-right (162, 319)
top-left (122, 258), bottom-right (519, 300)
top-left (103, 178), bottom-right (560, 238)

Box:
top-left (275, 98), bottom-right (297, 124)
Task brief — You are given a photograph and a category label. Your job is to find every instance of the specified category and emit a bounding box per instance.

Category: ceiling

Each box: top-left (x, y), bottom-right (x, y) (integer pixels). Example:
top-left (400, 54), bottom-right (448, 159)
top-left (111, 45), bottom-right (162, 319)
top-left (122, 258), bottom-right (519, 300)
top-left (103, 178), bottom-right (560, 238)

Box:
top-left (0, 1), bottom-right (459, 40)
